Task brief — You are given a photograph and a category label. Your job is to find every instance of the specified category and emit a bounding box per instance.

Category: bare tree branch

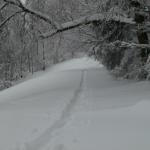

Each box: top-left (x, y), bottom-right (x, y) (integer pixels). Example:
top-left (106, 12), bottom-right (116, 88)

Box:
top-left (0, 3), bottom-right (8, 11)
top-left (0, 10), bottom-right (23, 28)
top-left (41, 13), bottom-right (135, 38)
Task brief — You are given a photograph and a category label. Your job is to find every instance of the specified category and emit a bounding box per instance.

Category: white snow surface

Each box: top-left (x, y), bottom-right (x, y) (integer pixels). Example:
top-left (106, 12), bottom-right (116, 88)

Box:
top-left (0, 57), bottom-right (150, 150)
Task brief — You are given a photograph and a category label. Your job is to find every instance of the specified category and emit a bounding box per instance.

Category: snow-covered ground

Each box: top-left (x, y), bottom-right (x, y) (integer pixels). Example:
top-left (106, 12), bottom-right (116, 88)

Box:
top-left (0, 57), bottom-right (150, 150)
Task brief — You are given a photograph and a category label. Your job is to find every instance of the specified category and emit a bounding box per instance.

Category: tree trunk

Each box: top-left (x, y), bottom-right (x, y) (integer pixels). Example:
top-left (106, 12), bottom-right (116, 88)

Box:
top-left (134, 11), bottom-right (149, 61)
top-left (42, 41), bottom-right (46, 70)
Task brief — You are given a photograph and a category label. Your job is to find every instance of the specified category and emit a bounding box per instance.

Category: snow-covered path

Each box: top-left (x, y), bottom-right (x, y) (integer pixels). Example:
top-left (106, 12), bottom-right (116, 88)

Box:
top-left (0, 57), bottom-right (150, 150)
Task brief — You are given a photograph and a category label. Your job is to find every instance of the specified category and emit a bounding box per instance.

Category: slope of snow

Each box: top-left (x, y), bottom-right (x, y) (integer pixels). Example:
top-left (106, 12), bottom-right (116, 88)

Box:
top-left (0, 57), bottom-right (150, 150)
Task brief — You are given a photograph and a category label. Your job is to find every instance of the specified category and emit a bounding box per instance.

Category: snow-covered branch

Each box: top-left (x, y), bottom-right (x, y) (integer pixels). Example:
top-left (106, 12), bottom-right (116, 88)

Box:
top-left (1, 0), bottom-right (137, 38)
top-left (109, 41), bottom-right (150, 49)
top-left (41, 14), bottom-right (135, 38)
top-left (3, 0), bottom-right (60, 29)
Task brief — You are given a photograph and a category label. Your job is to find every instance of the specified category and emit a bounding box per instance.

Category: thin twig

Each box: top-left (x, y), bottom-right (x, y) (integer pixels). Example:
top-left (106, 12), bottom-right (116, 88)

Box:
top-left (0, 10), bottom-right (23, 28)
top-left (0, 3), bottom-right (8, 11)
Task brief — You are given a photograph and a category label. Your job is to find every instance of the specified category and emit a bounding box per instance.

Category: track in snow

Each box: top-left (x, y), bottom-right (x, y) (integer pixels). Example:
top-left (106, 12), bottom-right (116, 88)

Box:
top-left (24, 70), bottom-right (85, 150)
